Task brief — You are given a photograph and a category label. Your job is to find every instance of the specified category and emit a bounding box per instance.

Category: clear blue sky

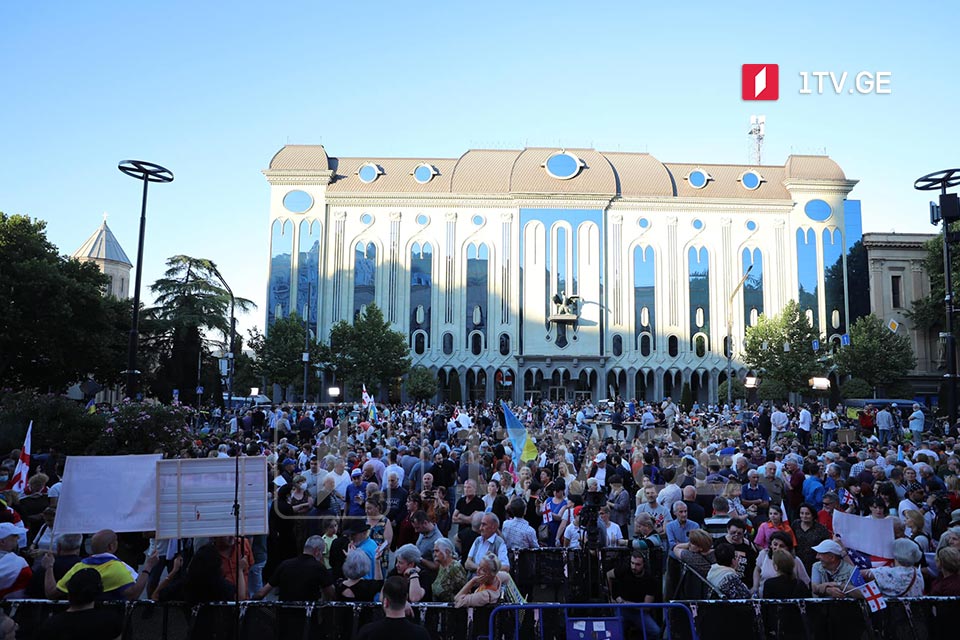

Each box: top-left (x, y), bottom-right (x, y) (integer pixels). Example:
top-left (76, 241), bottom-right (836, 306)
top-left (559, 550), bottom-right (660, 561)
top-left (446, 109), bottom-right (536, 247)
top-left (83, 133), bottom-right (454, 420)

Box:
top-left (2, 2), bottom-right (957, 338)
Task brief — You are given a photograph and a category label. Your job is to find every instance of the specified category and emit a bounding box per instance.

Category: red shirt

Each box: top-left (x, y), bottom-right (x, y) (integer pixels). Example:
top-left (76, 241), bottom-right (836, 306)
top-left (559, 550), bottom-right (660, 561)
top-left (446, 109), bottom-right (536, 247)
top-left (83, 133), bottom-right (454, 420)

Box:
top-left (817, 509), bottom-right (834, 534)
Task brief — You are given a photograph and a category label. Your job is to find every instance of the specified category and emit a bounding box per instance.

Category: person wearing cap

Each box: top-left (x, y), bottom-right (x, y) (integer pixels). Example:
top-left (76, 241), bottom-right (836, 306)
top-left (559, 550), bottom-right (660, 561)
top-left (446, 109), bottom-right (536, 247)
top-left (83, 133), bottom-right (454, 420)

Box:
top-left (898, 482), bottom-right (926, 522)
top-left (343, 521), bottom-right (378, 580)
top-left (0, 522), bottom-right (30, 599)
top-left (589, 453), bottom-right (608, 489)
top-left (278, 458), bottom-right (297, 485)
top-left (345, 468), bottom-right (369, 518)
top-left (809, 539), bottom-right (853, 597)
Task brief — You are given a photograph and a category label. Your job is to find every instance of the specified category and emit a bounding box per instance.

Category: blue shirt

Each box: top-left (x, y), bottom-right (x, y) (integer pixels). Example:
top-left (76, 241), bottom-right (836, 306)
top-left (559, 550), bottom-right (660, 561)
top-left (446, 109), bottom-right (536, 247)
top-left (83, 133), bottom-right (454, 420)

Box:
top-left (802, 476), bottom-right (825, 510)
top-left (741, 483), bottom-right (770, 505)
top-left (344, 480), bottom-right (369, 517)
top-left (666, 519), bottom-right (700, 549)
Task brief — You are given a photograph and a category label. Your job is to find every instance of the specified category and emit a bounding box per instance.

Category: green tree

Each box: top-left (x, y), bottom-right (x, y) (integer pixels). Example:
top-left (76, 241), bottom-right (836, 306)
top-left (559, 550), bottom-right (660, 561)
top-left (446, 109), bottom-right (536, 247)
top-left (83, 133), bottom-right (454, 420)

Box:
top-left (0, 213), bottom-right (128, 392)
top-left (742, 300), bottom-right (825, 396)
top-left (718, 378), bottom-right (746, 403)
top-left (406, 365), bottom-right (438, 402)
top-left (328, 304), bottom-right (411, 400)
top-left (840, 377), bottom-right (873, 400)
top-left (249, 312), bottom-right (324, 401)
top-left (148, 256), bottom-right (254, 406)
top-left (909, 230), bottom-right (957, 331)
top-left (834, 314), bottom-right (916, 395)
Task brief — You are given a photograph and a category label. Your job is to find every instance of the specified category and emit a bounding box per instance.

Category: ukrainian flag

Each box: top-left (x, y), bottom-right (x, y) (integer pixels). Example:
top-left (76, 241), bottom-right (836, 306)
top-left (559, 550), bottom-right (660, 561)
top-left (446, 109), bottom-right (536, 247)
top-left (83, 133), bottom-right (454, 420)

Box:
top-left (500, 400), bottom-right (538, 466)
top-left (57, 553), bottom-right (137, 594)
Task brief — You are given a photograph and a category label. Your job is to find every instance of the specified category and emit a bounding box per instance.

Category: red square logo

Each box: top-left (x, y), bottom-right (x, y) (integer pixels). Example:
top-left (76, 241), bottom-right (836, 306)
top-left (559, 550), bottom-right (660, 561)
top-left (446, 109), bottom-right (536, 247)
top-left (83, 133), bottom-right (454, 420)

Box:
top-left (742, 64), bottom-right (779, 100)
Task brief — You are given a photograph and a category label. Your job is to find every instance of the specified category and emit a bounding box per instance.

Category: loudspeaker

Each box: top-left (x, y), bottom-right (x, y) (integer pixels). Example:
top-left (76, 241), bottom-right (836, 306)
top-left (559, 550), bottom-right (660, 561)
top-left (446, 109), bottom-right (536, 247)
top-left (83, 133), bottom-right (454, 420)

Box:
top-left (941, 193), bottom-right (960, 221)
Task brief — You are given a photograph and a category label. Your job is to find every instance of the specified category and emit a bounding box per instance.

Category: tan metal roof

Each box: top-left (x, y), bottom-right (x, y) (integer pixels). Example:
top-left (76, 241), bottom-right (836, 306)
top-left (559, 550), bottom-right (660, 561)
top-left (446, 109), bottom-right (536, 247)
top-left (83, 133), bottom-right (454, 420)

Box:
top-left (509, 148), bottom-right (617, 195)
top-left (266, 145), bottom-right (850, 200)
top-left (784, 155), bottom-right (846, 180)
top-left (450, 149), bottom-right (522, 193)
top-left (666, 163), bottom-right (791, 200)
top-left (602, 152), bottom-right (675, 197)
top-left (269, 145), bottom-right (329, 171)
top-left (327, 157), bottom-right (458, 193)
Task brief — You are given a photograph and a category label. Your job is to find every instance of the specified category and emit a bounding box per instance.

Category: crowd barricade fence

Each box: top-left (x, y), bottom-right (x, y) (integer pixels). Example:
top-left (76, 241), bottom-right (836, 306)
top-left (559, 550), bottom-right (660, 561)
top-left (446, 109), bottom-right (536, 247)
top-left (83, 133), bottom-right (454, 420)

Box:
top-left (3, 594), bottom-right (957, 640)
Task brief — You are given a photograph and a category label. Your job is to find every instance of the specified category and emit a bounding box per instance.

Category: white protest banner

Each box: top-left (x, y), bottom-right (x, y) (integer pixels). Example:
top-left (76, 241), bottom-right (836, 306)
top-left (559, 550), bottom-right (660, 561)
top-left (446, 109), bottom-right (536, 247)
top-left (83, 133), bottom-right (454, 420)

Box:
top-left (833, 508), bottom-right (895, 560)
top-left (156, 457), bottom-right (268, 540)
top-left (54, 455), bottom-right (162, 534)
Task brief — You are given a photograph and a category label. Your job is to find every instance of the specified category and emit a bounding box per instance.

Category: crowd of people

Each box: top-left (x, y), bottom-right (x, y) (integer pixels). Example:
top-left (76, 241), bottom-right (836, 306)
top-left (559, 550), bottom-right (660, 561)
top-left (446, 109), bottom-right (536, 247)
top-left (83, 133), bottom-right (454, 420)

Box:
top-left (1, 395), bottom-right (960, 639)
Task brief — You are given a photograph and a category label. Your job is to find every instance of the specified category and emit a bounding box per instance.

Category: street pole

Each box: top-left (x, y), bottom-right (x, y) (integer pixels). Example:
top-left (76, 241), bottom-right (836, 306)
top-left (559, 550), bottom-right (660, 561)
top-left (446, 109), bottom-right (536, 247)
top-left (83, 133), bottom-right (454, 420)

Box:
top-left (915, 169), bottom-right (960, 434)
top-left (210, 265), bottom-right (236, 412)
top-left (118, 160), bottom-right (173, 400)
top-left (303, 281), bottom-right (312, 406)
top-left (727, 264), bottom-right (754, 409)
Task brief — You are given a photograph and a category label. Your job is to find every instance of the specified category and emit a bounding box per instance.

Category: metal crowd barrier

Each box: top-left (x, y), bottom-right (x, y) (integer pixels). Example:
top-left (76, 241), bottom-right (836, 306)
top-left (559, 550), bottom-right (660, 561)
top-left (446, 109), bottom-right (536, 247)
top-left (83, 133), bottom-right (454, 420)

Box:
top-left (672, 597), bottom-right (960, 640)
top-left (485, 602), bottom-right (698, 640)
top-left (3, 596), bottom-right (959, 640)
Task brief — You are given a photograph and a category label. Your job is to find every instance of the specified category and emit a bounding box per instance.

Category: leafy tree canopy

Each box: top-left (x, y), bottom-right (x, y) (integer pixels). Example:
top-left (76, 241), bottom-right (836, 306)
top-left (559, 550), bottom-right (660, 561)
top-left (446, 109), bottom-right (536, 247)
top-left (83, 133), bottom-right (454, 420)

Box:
top-left (327, 304), bottom-right (411, 399)
top-left (0, 213), bottom-right (128, 391)
top-left (742, 300), bottom-right (825, 395)
top-left (834, 314), bottom-right (916, 393)
top-left (249, 312), bottom-right (325, 399)
top-left (406, 365), bottom-right (438, 402)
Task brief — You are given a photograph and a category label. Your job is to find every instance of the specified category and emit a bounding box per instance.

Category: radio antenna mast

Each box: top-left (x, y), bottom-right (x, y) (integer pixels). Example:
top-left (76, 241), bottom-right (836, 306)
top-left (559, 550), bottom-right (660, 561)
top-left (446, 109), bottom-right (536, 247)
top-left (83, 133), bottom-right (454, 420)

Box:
top-left (749, 115), bottom-right (765, 165)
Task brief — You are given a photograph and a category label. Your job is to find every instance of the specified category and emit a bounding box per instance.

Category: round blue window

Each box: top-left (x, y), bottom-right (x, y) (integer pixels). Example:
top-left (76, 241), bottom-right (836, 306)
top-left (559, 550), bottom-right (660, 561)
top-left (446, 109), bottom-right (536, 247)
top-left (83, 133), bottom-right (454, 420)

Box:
top-left (746, 220), bottom-right (757, 231)
top-left (639, 218), bottom-right (650, 229)
top-left (414, 164), bottom-right (434, 184)
top-left (416, 214), bottom-right (428, 225)
top-left (358, 163), bottom-right (379, 183)
top-left (741, 171), bottom-right (762, 190)
top-left (472, 215), bottom-right (484, 226)
top-left (805, 199), bottom-right (833, 221)
top-left (282, 190), bottom-right (313, 214)
top-left (544, 152), bottom-right (581, 179)
top-left (688, 170), bottom-right (708, 189)
top-left (693, 219), bottom-right (704, 230)
top-left (360, 213), bottom-right (373, 225)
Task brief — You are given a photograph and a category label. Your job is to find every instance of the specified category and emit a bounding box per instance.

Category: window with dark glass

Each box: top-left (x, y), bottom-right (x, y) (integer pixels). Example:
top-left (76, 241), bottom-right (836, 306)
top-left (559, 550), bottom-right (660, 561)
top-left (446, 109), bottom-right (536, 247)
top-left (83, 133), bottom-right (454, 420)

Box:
top-left (298, 220), bottom-right (321, 338)
top-left (471, 333), bottom-right (483, 355)
top-left (466, 243), bottom-right (488, 348)
top-left (688, 247), bottom-right (710, 351)
top-left (796, 229), bottom-right (819, 328)
top-left (891, 275), bottom-right (902, 309)
top-left (442, 332), bottom-right (453, 355)
top-left (823, 228), bottom-right (845, 331)
top-left (354, 241), bottom-right (376, 319)
top-left (613, 335), bottom-right (623, 357)
top-left (742, 248), bottom-right (763, 328)
top-left (668, 335), bottom-right (679, 357)
top-left (268, 219), bottom-right (293, 326)
top-left (640, 334), bottom-right (652, 357)
top-left (409, 241), bottom-right (432, 348)
top-left (633, 246), bottom-right (656, 351)
top-left (499, 333), bottom-right (510, 356)
top-left (414, 332), bottom-right (426, 355)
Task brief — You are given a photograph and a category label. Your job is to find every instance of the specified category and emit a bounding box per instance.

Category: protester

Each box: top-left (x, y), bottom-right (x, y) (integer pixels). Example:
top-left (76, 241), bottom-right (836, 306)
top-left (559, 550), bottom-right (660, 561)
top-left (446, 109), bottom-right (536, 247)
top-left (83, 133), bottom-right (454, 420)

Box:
top-left (38, 568), bottom-right (124, 640)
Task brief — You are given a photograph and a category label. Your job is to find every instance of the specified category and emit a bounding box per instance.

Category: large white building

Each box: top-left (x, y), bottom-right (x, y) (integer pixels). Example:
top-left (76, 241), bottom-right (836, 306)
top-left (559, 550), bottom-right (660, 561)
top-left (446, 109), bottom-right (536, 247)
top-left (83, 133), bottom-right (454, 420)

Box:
top-left (263, 145), bottom-right (864, 404)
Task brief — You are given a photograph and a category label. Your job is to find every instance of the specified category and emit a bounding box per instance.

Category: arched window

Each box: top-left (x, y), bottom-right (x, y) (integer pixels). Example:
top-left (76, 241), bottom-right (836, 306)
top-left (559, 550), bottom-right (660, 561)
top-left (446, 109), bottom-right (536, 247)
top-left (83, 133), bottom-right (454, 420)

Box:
top-left (694, 334), bottom-right (707, 358)
top-left (410, 241), bottom-right (432, 346)
top-left (613, 335), bottom-right (623, 357)
top-left (499, 333), bottom-right (511, 356)
top-left (471, 332), bottom-right (483, 356)
top-left (354, 240), bottom-right (376, 318)
top-left (668, 335), bottom-right (679, 357)
top-left (442, 332), bottom-right (454, 355)
top-left (413, 332), bottom-right (426, 355)
top-left (633, 246), bottom-right (656, 349)
top-left (466, 243), bottom-right (489, 346)
top-left (640, 334), bottom-right (652, 357)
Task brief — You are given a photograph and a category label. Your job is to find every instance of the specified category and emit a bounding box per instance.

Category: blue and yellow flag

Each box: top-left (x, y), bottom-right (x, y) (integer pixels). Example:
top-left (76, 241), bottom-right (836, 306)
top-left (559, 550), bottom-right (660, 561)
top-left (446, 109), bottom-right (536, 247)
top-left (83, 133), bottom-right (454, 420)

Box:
top-left (500, 400), bottom-right (538, 466)
top-left (57, 553), bottom-right (137, 594)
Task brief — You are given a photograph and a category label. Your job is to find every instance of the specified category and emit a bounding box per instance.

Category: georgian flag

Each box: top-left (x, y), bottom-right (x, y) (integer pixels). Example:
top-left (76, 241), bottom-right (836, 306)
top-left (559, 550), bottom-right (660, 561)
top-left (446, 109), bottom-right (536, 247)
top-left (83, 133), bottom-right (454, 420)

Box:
top-left (10, 422), bottom-right (32, 495)
top-left (361, 384), bottom-right (372, 408)
top-left (850, 568), bottom-right (887, 612)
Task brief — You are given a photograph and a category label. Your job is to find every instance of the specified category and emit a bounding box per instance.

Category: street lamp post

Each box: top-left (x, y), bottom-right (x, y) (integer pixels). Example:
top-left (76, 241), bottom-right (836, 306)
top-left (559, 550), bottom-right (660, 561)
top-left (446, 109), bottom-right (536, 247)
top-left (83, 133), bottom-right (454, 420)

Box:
top-left (302, 281), bottom-right (312, 406)
top-left (726, 264), bottom-right (754, 409)
top-left (118, 160), bottom-right (173, 399)
top-left (210, 265), bottom-right (236, 411)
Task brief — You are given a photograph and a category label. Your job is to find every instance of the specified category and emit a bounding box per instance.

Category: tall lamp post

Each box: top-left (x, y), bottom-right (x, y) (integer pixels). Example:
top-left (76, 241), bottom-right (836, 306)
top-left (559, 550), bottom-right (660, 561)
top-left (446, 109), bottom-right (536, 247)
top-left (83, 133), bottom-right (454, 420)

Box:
top-left (302, 281), bottom-right (312, 406)
top-left (210, 264), bottom-right (236, 410)
top-left (915, 168), bottom-right (960, 432)
top-left (118, 160), bottom-right (173, 399)
top-left (726, 264), bottom-right (754, 409)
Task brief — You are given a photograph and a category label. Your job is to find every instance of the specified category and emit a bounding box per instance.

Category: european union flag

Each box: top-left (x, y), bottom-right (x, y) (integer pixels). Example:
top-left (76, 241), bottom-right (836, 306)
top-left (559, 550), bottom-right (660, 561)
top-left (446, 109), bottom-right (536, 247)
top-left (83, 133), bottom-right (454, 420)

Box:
top-left (849, 567), bottom-right (866, 588)
top-left (847, 548), bottom-right (873, 570)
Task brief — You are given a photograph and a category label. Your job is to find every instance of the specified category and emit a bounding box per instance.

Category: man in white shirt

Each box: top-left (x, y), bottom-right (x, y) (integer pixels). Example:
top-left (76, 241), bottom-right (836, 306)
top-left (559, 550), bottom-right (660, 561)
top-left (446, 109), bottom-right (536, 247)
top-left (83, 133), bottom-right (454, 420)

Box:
top-left (635, 485), bottom-right (671, 535)
top-left (908, 404), bottom-right (925, 442)
top-left (820, 407), bottom-right (839, 448)
top-left (770, 405), bottom-right (789, 449)
top-left (798, 405), bottom-right (812, 447)
top-left (465, 513), bottom-right (510, 577)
